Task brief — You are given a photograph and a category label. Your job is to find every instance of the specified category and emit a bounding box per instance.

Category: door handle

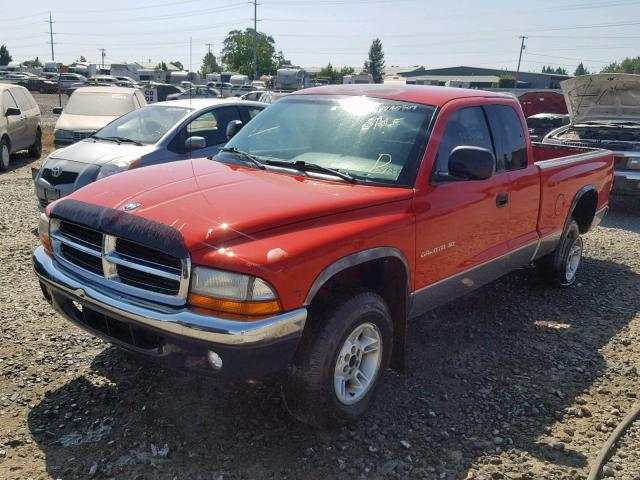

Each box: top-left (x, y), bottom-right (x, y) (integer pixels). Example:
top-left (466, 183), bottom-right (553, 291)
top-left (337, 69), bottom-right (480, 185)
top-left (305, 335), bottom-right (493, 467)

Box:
top-left (496, 192), bottom-right (509, 208)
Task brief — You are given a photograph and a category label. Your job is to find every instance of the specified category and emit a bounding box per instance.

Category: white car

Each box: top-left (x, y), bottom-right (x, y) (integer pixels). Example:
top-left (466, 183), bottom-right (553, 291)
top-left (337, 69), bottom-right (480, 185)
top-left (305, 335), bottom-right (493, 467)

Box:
top-left (0, 84), bottom-right (42, 170)
top-left (53, 86), bottom-right (146, 146)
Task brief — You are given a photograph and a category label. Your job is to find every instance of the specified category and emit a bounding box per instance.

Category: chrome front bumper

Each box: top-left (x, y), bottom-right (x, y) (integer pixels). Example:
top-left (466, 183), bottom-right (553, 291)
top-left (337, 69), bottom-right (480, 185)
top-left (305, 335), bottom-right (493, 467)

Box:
top-left (33, 246), bottom-right (307, 347)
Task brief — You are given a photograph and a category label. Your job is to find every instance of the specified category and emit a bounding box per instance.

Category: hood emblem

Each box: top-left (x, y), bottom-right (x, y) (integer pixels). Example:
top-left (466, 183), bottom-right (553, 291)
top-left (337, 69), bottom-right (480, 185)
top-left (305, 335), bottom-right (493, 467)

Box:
top-left (123, 202), bottom-right (141, 212)
top-left (51, 166), bottom-right (62, 178)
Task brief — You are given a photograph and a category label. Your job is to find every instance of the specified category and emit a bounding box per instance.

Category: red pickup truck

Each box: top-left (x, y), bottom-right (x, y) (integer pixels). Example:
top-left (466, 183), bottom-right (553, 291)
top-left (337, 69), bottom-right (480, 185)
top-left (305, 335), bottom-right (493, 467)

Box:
top-left (33, 85), bottom-right (613, 427)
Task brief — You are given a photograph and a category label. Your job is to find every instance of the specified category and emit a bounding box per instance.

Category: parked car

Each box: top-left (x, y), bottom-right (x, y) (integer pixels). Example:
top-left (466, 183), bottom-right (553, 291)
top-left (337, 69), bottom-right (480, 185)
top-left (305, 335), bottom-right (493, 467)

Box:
top-left (138, 82), bottom-right (183, 102)
top-left (16, 76), bottom-right (59, 93)
top-left (0, 84), bottom-right (41, 170)
top-left (233, 85), bottom-right (254, 97)
top-left (34, 98), bottom-right (265, 208)
top-left (543, 73), bottom-right (640, 195)
top-left (527, 113), bottom-right (569, 142)
top-left (251, 80), bottom-right (266, 90)
top-left (240, 90), bottom-right (287, 104)
top-left (206, 82), bottom-right (234, 98)
top-left (33, 85), bottom-right (613, 427)
top-left (166, 86), bottom-right (222, 101)
top-left (114, 76), bottom-right (139, 88)
top-left (52, 86), bottom-right (146, 147)
top-left (49, 73), bottom-right (88, 91)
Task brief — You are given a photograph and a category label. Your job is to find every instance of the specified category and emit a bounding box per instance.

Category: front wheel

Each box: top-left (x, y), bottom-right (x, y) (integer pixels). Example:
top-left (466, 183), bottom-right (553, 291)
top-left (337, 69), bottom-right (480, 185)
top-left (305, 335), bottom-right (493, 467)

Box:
top-left (0, 138), bottom-right (10, 171)
top-left (283, 292), bottom-right (393, 428)
top-left (537, 218), bottom-right (583, 287)
top-left (29, 129), bottom-right (42, 158)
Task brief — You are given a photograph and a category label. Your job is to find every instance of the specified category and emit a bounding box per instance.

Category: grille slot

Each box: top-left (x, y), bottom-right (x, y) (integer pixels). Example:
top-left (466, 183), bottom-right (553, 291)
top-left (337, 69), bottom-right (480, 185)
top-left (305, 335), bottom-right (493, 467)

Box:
top-left (59, 221), bottom-right (103, 250)
top-left (60, 244), bottom-right (104, 276)
top-left (41, 169), bottom-right (78, 186)
top-left (115, 238), bottom-right (182, 273)
top-left (117, 265), bottom-right (181, 295)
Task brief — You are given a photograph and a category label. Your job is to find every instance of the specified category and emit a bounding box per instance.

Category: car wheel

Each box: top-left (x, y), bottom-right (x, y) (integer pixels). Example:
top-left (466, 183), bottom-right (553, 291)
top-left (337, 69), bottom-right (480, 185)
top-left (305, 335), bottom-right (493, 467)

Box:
top-left (282, 291), bottom-right (392, 428)
top-left (29, 129), bottom-right (42, 158)
top-left (537, 218), bottom-right (583, 287)
top-left (0, 138), bottom-right (10, 171)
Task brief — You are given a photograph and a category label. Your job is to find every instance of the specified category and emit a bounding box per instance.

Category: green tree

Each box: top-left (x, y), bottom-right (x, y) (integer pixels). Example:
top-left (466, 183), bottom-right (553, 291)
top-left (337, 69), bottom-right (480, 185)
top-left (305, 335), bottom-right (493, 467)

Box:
top-left (79, 55), bottom-right (87, 62)
top-left (23, 57), bottom-right (42, 67)
top-left (319, 62), bottom-right (336, 83)
top-left (221, 28), bottom-right (284, 78)
top-left (554, 66), bottom-right (568, 75)
top-left (363, 38), bottom-right (385, 83)
top-left (339, 66), bottom-right (355, 80)
top-left (601, 57), bottom-right (640, 74)
top-left (156, 61), bottom-right (168, 71)
top-left (496, 75), bottom-right (516, 88)
top-left (199, 52), bottom-right (220, 77)
top-left (0, 45), bottom-right (12, 66)
top-left (171, 61), bottom-right (184, 71)
top-left (574, 62), bottom-right (589, 76)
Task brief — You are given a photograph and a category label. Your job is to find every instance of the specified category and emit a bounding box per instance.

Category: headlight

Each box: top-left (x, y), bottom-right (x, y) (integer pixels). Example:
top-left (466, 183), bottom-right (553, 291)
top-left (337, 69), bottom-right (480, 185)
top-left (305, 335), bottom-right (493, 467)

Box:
top-left (188, 267), bottom-right (281, 318)
top-left (628, 157), bottom-right (640, 170)
top-left (96, 158), bottom-right (141, 180)
top-left (38, 213), bottom-right (52, 255)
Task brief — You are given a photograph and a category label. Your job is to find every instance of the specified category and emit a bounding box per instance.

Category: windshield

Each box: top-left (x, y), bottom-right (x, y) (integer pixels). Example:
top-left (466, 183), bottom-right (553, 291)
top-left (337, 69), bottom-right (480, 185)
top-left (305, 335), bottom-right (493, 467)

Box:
top-left (95, 105), bottom-right (191, 144)
top-left (224, 95), bottom-right (435, 186)
top-left (65, 91), bottom-right (136, 116)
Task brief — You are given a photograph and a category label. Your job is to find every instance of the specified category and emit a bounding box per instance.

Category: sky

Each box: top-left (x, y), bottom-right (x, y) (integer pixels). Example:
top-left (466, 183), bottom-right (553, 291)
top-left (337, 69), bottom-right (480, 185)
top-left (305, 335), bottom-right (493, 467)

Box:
top-left (3, 0), bottom-right (640, 75)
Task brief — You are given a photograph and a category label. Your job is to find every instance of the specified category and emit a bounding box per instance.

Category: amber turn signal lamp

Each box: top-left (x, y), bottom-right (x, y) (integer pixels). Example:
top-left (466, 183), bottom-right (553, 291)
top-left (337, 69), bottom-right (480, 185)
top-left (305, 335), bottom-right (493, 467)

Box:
top-left (188, 293), bottom-right (281, 319)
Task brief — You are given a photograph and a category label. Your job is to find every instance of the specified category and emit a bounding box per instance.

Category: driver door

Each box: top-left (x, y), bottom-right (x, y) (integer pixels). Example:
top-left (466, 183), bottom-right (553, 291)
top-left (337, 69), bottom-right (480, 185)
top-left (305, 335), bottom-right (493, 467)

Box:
top-left (413, 104), bottom-right (511, 291)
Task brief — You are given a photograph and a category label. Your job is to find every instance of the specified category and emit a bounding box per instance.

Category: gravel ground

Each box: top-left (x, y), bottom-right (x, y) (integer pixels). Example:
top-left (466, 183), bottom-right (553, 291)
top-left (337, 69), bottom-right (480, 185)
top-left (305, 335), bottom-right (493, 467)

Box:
top-left (32, 93), bottom-right (68, 130)
top-left (0, 95), bottom-right (639, 479)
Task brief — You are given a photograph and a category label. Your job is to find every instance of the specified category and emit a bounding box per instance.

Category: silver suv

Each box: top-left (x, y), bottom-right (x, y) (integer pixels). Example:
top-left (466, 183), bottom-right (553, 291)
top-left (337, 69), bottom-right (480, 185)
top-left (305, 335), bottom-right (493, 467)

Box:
top-left (0, 84), bottom-right (42, 170)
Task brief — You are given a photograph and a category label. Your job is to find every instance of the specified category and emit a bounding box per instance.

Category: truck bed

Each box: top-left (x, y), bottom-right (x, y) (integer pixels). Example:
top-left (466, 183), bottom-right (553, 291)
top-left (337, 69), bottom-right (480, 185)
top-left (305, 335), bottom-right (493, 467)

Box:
top-left (532, 142), bottom-right (614, 240)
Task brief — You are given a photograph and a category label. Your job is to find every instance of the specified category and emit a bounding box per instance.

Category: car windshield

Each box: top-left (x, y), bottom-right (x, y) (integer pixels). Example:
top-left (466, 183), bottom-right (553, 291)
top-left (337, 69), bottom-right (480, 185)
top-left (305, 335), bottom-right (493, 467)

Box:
top-left (64, 91), bottom-right (136, 116)
top-left (95, 105), bottom-right (191, 144)
top-left (223, 95), bottom-right (435, 186)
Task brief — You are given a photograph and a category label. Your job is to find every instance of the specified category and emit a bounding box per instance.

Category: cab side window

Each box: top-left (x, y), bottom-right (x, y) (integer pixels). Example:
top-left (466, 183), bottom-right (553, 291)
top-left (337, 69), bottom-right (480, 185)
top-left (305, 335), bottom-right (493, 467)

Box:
top-left (435, 106), bottom-right (494, 173)
top-left (487, 105), bottom-right (527, 171)
top-left (170, 107), bottom-right (241, 152)
top-left (10, 88), bottom-right (31, 111)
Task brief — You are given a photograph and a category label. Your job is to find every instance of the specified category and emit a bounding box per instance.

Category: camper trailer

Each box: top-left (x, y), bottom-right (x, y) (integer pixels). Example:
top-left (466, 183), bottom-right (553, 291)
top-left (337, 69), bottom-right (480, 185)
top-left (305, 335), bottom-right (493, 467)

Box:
top-left (275, 65), bottom-right (305, 91)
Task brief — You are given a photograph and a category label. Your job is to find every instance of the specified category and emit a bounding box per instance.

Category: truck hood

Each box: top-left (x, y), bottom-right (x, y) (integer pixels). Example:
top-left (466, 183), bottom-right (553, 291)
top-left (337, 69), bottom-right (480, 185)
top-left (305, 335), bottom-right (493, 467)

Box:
top-left (561, 74), bottom-right (640, 124)
top-left (55, 113), bottom-right (120, 133)
top-left (49, 139), bottom-right (156, 166)
top-left (67, 158), bottom-right (413, 250)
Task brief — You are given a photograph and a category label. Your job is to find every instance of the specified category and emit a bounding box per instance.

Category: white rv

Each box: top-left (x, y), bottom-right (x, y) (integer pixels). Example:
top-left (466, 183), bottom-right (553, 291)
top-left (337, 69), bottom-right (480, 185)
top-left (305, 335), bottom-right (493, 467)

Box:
top-left (343, 73), bottom-right (374, 85)
top-left (275, 65), bottom-right (305, 91)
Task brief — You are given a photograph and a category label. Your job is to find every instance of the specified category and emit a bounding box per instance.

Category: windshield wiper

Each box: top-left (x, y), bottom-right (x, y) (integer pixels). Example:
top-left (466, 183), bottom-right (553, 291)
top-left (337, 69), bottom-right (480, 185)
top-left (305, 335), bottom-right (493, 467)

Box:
top-left (94, 135), bottom-right (143, 146)
top-left (265, 159), bottom-right (356, 183)
top-left (217, 147), bottom-right (266, 170)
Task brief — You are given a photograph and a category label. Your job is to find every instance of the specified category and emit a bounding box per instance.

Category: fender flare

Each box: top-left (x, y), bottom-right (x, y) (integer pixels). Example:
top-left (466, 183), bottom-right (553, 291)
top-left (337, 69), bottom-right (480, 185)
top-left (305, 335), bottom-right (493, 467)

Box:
top-left (303, 247), bottom-right (411, 306)
top-left (565, 183), bottom-right (597, 231)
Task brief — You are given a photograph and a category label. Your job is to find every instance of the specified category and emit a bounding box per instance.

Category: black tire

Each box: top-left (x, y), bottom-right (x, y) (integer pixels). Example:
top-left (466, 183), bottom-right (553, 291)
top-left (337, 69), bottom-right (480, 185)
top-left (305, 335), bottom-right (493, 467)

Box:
top-left (0, 137), bottom-right (10, 171)
top-left (537, 218), bottom-right (583, 287)
top-left (283, 291), bottom-right (393, 428)
top-left (29, 129), bottom-right (42, 158)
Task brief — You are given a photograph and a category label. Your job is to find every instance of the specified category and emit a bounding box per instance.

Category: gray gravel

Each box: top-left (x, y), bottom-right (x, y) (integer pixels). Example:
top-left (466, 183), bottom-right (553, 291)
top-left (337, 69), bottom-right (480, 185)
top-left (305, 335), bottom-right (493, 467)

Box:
top-left (601, 416), bottom-right (640, 480)
top-left (0, 104), bottom-right (639, 478)
top-left (32, 93), bottom-right (68, 130)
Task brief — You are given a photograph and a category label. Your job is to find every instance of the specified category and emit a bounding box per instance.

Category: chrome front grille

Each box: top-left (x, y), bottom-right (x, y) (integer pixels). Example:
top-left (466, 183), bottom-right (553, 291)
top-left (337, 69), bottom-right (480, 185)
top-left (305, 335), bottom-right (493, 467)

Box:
top-left (50, 219), bottom-right (190, 305)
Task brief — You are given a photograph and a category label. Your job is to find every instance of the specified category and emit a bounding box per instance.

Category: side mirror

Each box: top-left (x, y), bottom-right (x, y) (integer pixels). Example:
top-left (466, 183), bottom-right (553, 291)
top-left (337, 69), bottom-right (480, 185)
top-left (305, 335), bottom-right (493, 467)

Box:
top-left (184, 136), bottom-right (206, 151)
top-left (226, 120), bottom-right (243, 140)
top-left (52, 107), bottom-right (63, 115)
top-left (5, 107), bottom-right (21, 117)
top-left (448, 146), bottom-right (495, 181)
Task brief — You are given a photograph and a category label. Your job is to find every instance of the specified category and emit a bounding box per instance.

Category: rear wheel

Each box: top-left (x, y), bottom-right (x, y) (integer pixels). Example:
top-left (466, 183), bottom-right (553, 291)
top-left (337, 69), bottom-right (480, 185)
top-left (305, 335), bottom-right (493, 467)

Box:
top-left (537, 218), bottom-right (583, 287)
top-left (0, 138), bottom-right (10, 171)
top-left (283, 292), bottom-right (392, 428)
top-left (29, 129), bottom-right (42, 158)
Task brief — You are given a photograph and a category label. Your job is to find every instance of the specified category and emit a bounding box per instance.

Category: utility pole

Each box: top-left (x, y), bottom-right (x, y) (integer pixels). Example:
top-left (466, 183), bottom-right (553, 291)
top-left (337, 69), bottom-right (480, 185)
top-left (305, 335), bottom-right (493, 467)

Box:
top-left (99, 48), bottom-right (106, 68)
top-left (514, 35), bottom-right (527, 89)
top-left (252, 0), bottom-right (258, 81)
top-left (205, 42), bottom-right (214, 73)
top-left (46, 12), bottom-right (55, 61)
